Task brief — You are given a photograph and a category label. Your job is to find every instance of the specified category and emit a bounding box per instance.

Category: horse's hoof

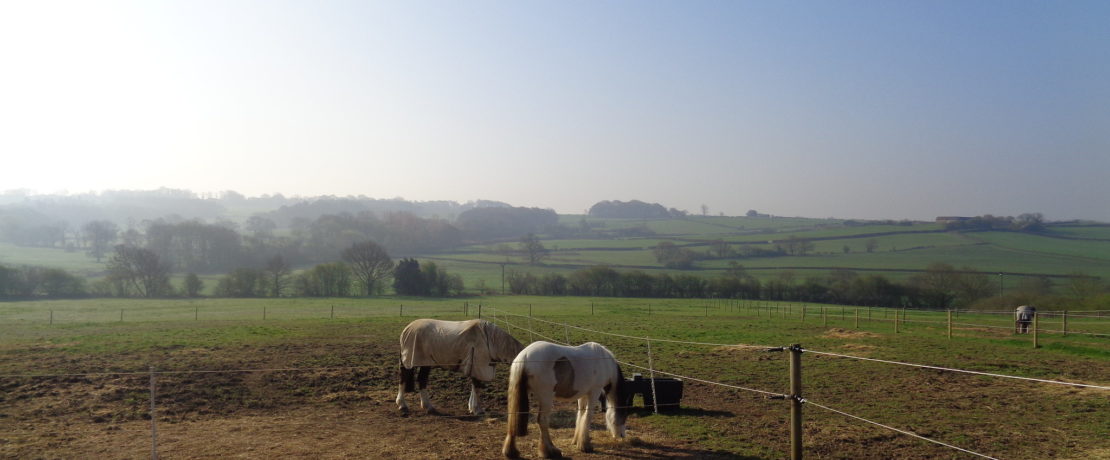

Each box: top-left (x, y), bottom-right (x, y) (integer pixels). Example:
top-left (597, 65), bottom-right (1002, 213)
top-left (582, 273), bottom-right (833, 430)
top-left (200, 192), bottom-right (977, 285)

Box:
top-left (580, 444), bottom-right (594, 453)
top-left (540, 448), bottom-right (562, 459)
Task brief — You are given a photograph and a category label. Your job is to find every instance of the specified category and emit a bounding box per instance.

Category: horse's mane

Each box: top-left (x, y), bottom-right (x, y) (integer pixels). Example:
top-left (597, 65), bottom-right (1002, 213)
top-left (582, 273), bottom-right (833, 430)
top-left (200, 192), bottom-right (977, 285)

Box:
top-left (481, 320), bottom-right (525, 362)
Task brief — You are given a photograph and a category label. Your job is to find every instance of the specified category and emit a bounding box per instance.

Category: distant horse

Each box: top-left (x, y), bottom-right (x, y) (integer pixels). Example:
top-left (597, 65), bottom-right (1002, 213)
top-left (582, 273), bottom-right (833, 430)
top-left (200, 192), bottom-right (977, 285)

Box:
top-left (1015, 305), bottom-right (1037, 334)
top-left (397, 319), bottom-right (524, 415)
top-left (502, 341), bottom-right (628, 459)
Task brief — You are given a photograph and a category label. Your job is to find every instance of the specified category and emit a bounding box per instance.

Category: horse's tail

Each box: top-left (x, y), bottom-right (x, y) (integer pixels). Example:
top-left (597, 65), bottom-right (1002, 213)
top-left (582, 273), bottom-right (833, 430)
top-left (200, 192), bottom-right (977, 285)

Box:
top-left (506, 361), bottom-right (529, 437)
top-left (399, 357), bottom-right (415, 393)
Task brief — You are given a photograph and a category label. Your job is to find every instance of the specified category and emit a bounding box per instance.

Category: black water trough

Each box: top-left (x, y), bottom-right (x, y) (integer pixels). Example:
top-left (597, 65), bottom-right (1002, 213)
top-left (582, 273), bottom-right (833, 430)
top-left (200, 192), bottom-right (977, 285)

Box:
top-left (622, 373), bottom-right (683, 411)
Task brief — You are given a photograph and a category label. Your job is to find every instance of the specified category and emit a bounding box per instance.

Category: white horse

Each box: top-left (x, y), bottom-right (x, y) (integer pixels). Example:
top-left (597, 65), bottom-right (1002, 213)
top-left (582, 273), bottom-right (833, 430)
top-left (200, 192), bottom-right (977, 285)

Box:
top-left (397, 319), bottom-right (524, 415)
top-left (502, 341), bottom-right (628, 459)
top-left (1015, 305), bottom-right (1037, 334)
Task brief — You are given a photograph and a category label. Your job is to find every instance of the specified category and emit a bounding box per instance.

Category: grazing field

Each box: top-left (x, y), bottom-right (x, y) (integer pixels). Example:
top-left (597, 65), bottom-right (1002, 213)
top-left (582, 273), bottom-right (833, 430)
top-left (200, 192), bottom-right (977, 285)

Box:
top-left (2, 296), bottom-right (1107, 459)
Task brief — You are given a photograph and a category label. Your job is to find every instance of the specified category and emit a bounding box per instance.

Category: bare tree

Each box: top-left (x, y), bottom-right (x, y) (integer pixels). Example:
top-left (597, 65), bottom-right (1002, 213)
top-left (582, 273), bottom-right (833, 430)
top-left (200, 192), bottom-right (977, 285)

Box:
top-left (82, 220), bottom-right (119, 262)
top-left (519, 233), bottom-right (549, 265)
top-left (265, 254), bottom-right (292, 297)
top-left (865, 238), bottom-right (879, 253)
top-left (106, 245), bottom-right (171, 298)
top-left (342, 240), bottom-right (394, 296)
top-left (709, 239), bottom-right (731, 258)
top-left (184, 273), bottom-right (204, 297)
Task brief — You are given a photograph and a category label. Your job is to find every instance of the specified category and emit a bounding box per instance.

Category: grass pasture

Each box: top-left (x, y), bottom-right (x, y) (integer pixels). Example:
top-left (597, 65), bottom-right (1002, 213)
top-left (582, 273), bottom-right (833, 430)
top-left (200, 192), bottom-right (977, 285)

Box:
top-left (1, 296), bottom-right (1107, 459)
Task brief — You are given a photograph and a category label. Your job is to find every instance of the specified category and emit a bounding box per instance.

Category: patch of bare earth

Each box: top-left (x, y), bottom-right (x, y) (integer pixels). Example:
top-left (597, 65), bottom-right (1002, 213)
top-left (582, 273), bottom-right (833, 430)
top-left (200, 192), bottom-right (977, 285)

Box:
top-left (821, 328), bottom-right (879, 340)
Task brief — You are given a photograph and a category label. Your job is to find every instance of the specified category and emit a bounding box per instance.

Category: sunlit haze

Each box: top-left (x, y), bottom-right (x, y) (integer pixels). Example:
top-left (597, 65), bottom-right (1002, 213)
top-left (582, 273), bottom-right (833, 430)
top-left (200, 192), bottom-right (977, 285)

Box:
top-left (2, 1), bottom-right (1107, 220)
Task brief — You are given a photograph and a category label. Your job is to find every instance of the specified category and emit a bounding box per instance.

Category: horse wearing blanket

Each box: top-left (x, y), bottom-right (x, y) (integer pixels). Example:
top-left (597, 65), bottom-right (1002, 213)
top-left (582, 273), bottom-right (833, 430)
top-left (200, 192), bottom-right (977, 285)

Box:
top-left (397, 319), bottom-right (524, 415)
top-left (503, 341), bottom-right (628, 459)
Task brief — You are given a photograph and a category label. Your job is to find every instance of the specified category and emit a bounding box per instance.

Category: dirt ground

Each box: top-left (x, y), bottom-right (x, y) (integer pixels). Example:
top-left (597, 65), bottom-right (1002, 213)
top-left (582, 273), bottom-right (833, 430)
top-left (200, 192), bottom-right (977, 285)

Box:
top-left (2, 389), bottom-right (743, 460)
top-left (2, 322), bottom-right (1108, 459)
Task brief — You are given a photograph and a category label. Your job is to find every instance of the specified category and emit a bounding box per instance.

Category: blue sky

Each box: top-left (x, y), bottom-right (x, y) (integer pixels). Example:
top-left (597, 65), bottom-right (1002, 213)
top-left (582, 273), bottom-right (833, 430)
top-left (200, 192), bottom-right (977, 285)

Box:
top-left (1, 1), bottom-right (1107, 220)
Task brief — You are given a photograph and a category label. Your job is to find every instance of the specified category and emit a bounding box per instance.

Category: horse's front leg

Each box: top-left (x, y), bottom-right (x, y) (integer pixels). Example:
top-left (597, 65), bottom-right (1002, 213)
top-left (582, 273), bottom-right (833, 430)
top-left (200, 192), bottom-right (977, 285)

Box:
top-left (537, 393), bottom-right (562, 459)
top-left (469, 378), bottom-right (485, 415)
top-left (396, 383), bottom-right (408, 413)
top-left (575, 395), bottom-right (594, 453)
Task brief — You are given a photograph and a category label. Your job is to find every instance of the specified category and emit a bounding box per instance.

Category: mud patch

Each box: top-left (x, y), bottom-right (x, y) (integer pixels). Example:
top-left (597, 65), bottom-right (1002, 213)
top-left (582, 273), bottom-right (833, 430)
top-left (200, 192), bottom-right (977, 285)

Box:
top-left (822, 328), bottom-right (879, 339)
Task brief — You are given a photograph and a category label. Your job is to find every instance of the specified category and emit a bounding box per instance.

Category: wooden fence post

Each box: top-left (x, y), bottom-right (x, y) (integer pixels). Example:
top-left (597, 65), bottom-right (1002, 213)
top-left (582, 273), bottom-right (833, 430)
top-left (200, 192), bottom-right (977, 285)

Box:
top-left (1033, 313), bottom-right (1039, 349)
top-left (478, 303), bottom-right (482, 319)
top-left (822, 307), bottom-right (827, 327)
top-left (121, 309), bottom-right (124, 322)
top-left (647, 338), bottom-right (659, 414)
top-left (801, 305), bottom-right (806, 323)
top-left (195, 306), bottom-right (199, 321)
top-left (50, 310), bottom-right (53, 325)
top-left (854, 307), bottom-right (859, 329)
top-left (263, 307), bottom-right (266, 320)
top-left (1062, 310), bottom-right (1067, 336)
top-left (947, 310), bottom-right (952, 339)
top-left (789, 344), bottom-right (804, 460)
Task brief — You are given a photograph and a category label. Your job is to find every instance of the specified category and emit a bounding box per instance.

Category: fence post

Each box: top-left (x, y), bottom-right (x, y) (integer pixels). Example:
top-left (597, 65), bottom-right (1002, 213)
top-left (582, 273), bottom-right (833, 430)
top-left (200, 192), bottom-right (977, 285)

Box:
top-left (648, 303), bottom-right (651, 316)
top-left (331, 305), bottom-right (335, 319)
top-left (1033, 313), bottom-right (1039, 349)
top-left (592, 302), bottom-right (595, 315)
top-left (646, 338), bottom-right (659, 414)
top-left (1062, 310), bottom-right (1067, 336)
top-left (478, 303), bottom-right (482, 319)
top-left (789, 344), bottom-right (803, 460)
top-left (801, 305), bottom-right (806, 323)
top-left (121, 309), bottom-right (124, 322)
top-left (195, 306), bottom-right (199, 321)
top-left (822, 307), bottom-right (827, 327)
top-left (894, 312), bottom-right (899, 333)
top-left (150, 366), bottom-right (158, 460)
top-left (947, 310), bottom-right (952, 339)
top-left (263, 307), bottom-right (267, 320)
top-left (399, 304), bottom-right (403, 317)
top-left (564, 322), bottom-right (570, 345)
top-left (50, 310), bottom-right (53, 325)
top-left (529, 304), bottom-right (533, 317)
top-left (854, 307), bottom-right (859, 329)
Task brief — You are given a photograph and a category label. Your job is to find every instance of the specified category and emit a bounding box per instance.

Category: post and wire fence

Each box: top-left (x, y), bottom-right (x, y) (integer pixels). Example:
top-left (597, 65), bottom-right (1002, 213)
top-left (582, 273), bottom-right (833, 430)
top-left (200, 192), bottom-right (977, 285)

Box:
top-left (482, 306), bottom-right (1109, 460)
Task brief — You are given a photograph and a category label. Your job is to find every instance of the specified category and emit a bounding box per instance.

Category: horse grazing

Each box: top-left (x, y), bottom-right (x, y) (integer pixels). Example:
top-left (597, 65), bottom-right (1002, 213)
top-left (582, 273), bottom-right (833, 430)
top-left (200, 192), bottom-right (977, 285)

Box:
top-left (502, 341), bottom-right (628, 459)
top-left (397, 319), bottom-right (524, 415)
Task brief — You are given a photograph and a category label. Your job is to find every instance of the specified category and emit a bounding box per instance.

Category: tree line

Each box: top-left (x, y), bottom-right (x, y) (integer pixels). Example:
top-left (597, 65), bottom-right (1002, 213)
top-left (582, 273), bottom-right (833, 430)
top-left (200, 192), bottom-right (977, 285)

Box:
top-left (505, 262), bottom-right (1107, 310)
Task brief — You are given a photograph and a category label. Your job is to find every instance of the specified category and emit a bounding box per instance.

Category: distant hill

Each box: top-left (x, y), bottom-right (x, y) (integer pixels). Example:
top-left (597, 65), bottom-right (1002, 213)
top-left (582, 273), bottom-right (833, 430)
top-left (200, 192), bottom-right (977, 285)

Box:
top-left (588, 200), bottom-right (685, 219)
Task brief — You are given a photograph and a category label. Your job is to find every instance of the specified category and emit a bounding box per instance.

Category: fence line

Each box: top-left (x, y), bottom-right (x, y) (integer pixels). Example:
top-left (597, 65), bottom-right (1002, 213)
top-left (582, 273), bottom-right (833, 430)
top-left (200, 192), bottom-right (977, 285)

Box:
top-left (801, 349), bottom-right (1110, 390)
top-left (488, 307), bottom-right (1110, 390)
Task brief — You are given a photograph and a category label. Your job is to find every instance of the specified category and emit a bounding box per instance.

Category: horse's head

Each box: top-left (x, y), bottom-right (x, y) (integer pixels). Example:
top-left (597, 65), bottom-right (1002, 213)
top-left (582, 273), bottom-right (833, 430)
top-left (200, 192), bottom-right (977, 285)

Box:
top-left (605, 365), bottom-right (630, 438)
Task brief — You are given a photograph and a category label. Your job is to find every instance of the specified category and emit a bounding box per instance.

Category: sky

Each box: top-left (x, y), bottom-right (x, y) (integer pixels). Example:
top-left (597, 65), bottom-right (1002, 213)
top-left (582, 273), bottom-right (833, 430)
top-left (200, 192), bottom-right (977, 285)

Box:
top-left (1, 1), bottom-right (1108, 221)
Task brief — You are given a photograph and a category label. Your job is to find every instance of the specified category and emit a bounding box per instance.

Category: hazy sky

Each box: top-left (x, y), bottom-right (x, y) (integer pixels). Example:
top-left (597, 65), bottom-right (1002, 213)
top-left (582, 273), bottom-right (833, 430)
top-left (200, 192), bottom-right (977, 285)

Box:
top-left (2, 1), bottom-right (1108, 220)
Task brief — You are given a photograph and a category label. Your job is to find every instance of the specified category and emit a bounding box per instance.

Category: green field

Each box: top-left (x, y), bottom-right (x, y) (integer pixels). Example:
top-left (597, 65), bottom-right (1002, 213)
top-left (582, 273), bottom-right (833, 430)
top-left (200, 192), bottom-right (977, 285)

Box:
top-left (4, 217), bottom-right (1110, 297)
top-left (1, 296), bottom-right (1107, 459)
